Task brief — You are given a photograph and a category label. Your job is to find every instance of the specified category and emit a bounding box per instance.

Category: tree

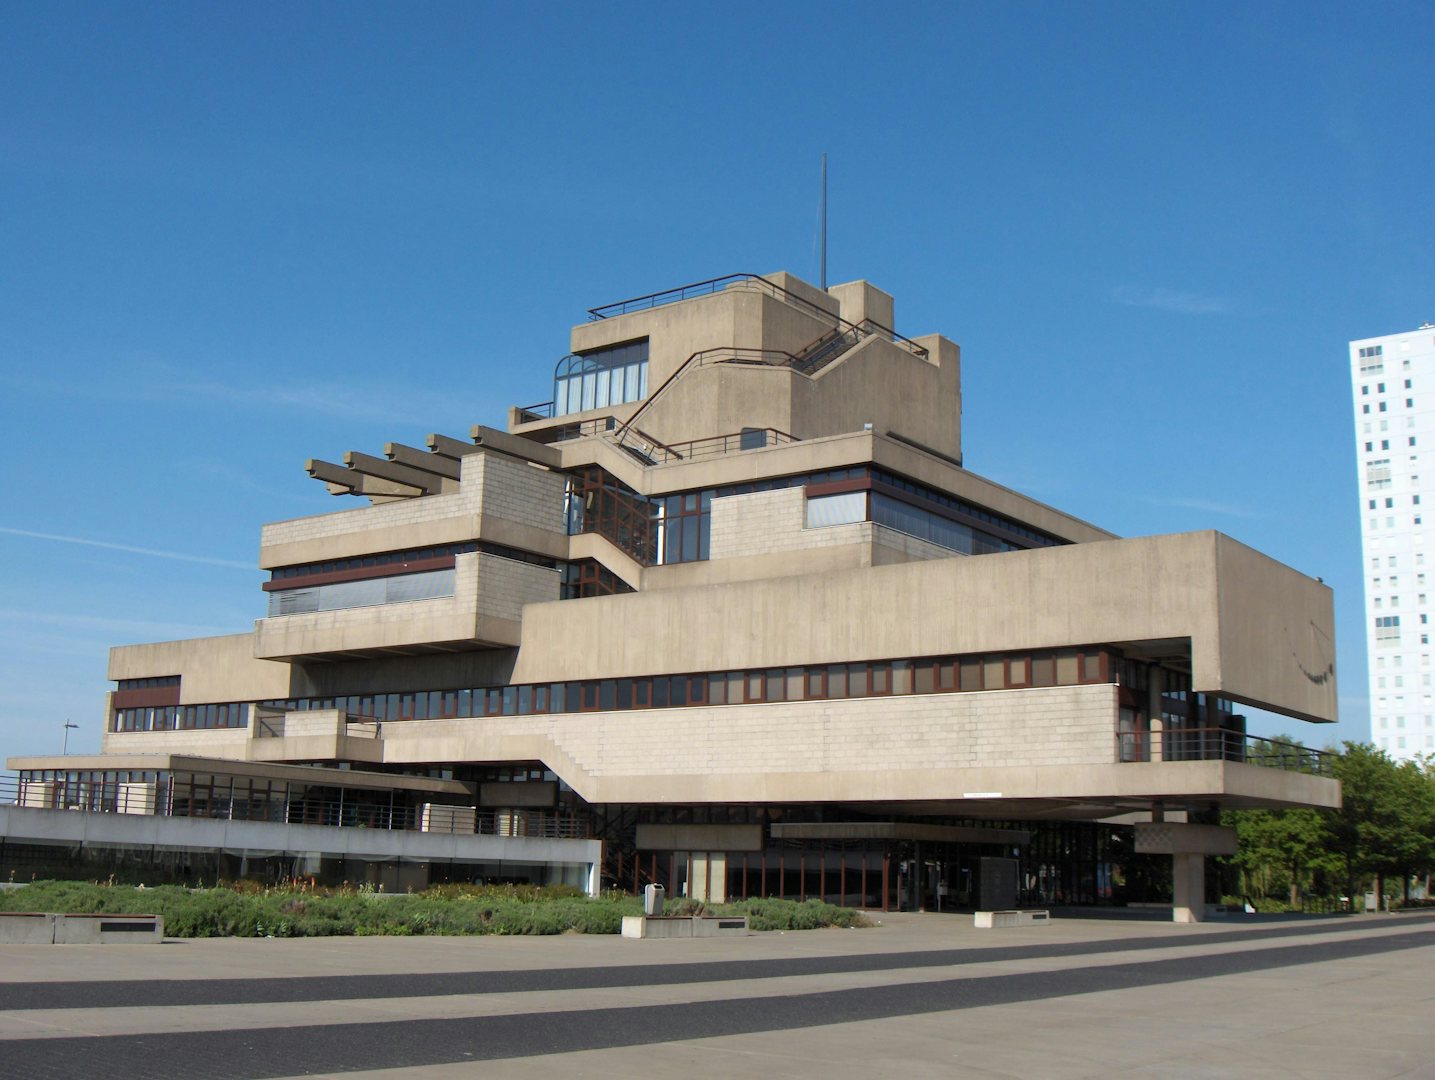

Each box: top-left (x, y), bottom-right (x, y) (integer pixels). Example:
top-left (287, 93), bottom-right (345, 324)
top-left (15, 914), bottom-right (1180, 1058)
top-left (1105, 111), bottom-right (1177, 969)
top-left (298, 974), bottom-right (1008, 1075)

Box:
top-left (1327, 743), bottom-right (1435, 904)
top-left (1222, 742), bottom-right (1435, 908)
top-left (1226, 806), bottom-right (1337, 905)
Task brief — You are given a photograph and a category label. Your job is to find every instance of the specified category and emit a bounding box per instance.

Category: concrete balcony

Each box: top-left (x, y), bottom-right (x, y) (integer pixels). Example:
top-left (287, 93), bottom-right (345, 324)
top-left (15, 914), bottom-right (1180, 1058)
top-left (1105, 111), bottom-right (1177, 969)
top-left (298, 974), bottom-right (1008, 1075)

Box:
top-left (254, 552), bottom-right (559, 661)
top-left (248, 709), bottom-right (383, 765)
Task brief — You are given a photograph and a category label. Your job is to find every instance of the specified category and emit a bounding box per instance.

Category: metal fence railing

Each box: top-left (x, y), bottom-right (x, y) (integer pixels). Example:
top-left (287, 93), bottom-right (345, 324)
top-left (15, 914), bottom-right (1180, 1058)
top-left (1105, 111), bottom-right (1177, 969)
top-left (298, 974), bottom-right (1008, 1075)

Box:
top-left (1116, 728), bottom-right (1333, 777)
top-left (1, 773), bottom-right (590, 840)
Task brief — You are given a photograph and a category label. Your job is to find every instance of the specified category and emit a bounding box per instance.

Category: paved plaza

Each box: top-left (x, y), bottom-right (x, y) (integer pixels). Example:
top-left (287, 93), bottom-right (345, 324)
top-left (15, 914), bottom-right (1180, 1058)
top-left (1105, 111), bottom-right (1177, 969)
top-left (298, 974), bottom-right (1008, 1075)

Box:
top-left (0, 911), bottom-right (1432, 1079)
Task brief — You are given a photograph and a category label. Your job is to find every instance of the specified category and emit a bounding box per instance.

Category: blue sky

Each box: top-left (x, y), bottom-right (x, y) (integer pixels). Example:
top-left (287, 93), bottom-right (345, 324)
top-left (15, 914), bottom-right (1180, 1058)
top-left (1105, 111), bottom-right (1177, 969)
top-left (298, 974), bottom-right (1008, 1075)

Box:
top-left (2, 1), bottom-right (1431, 759)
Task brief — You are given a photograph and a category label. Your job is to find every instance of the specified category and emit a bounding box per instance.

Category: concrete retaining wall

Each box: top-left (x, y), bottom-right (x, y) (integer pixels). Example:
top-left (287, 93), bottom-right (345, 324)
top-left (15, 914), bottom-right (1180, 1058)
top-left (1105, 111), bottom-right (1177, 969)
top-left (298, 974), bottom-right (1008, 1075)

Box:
top-left (0, 912), bottom-right (164, 944)
top-left (620, 915), bottom-right (750, 939)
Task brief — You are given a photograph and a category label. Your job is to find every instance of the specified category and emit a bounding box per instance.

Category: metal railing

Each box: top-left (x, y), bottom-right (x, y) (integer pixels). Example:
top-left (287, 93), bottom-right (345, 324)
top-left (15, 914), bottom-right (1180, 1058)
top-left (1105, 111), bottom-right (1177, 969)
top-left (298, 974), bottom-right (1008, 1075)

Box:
top-left (588, 273), bottom-right (791, 320)
top-left (632, 428), bottom-right (798, 465)
top-left (1, 773), bottom-right (590, 839)
top-left (477, 809), bottom-right (590, 840)
top-left (515, 401), bottom-right (556, 423)
top-left (587, 273), bottom-right (929, 359)
top-left (1116, 729), bottom-right (1333, 777)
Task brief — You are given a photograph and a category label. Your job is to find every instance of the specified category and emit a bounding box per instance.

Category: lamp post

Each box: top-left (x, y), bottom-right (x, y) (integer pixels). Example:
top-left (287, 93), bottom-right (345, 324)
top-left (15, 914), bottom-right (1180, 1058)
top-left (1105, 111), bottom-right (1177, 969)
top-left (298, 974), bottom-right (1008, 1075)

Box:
top-left (61, 720), bottom-right (78, 755)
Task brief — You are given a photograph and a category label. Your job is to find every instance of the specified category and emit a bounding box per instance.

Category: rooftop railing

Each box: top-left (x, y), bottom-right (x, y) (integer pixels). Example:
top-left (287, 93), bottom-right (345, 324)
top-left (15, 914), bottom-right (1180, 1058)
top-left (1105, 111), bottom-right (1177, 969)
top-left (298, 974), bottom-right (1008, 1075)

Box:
top-left (1115, 729), bottom-right (1334, 777)
top-left (586, 272), bottom-right (929, 360)
top-left (587, 273), bottom-right (807, 321)
top-left (515, 401), bottom-right (556, 423)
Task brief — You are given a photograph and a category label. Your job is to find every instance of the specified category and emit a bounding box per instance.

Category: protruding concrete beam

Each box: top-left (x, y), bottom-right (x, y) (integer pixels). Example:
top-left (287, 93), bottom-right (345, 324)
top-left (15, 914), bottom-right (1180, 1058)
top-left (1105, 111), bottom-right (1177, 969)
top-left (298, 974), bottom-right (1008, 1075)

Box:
top-left (343, 451), bottom-right (454, 495)
top-left (384, 441), bottom-right (461, 480)
top-left (470, 424), bottom-right (563, 469)
top-left (427, 432), bottom-right (476, 460)
top-left (306, 458), bottom-right (422, 499)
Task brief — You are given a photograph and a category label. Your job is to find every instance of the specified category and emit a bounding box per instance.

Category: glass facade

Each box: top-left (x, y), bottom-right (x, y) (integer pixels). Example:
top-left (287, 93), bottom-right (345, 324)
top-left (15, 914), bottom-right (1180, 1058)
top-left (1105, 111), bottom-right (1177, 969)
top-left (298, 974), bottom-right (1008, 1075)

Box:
top-left (267, 568), bottom-right (456, 617)
top-left (871, 493), bottom-right (1021, 555)
top-left (564, 465), bottom-right (1054, 569)
top-left (806, 490), bottom-right (1047, 556)
top-left (115, 645), bottom-right (1117, 731)
top-left (113, 702), bottom-right (249, 732)
top-left (560, 559), bottom-right (635, 599)
top-left (564, 467), bottom-right (659, 565)
top-left (554, 339), bottom-right (649, 417)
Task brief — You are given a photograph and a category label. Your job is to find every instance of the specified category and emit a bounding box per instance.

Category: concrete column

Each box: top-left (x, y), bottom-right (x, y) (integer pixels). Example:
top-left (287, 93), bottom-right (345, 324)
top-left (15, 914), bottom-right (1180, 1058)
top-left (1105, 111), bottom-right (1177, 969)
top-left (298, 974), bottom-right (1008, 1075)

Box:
top-left (1147, 666), bottom-right (1165, 762)
top-left (1172, 852), bottom-right (1205, 923)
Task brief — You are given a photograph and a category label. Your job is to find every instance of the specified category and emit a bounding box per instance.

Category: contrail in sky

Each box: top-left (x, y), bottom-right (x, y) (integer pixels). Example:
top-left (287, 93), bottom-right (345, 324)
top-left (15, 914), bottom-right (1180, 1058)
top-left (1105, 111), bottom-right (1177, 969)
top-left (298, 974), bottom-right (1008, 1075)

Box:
top-left (0, 526), bottom-right (253, 570)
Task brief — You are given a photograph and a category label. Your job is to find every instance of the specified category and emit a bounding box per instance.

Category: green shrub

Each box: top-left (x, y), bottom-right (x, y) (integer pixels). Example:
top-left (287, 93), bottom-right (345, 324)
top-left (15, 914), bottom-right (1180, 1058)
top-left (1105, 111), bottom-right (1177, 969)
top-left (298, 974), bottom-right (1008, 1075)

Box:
top-left (0, 881), bottom-right (865, 937)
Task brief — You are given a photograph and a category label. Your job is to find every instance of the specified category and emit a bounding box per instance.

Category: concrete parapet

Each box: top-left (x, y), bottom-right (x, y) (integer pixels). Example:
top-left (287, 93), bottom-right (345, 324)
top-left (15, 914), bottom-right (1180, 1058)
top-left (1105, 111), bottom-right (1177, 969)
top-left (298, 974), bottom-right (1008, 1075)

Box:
top-left (620, 915), bottom-right (750, 939)
top-left (0, 913), bottom-right (164, 944)
top-left (974, 910), bottom-right (1050, 929)
top-left (0, 913), bottom-right (56, 944)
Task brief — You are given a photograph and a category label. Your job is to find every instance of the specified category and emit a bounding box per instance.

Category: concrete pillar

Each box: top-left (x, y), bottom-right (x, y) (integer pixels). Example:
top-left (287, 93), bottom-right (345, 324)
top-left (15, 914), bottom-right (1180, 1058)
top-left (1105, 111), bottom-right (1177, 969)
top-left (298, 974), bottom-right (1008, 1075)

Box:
top-left (1173, 852), bottom-right (1205, 923)
top-left (1147, 666), bottom-right (1165, 762)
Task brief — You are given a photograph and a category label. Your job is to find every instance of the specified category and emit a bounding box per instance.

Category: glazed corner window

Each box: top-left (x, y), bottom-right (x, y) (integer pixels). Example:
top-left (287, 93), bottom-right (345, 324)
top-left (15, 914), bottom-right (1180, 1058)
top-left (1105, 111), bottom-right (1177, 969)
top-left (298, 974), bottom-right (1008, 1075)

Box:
top-left (553, 339), bottom-right (649, 417)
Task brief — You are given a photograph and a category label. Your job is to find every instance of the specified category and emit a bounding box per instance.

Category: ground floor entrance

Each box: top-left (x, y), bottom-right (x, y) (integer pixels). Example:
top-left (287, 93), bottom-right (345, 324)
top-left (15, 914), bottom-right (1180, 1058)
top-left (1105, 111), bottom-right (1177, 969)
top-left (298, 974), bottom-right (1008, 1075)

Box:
top-left (603, 813), bottom-right (1154, 911)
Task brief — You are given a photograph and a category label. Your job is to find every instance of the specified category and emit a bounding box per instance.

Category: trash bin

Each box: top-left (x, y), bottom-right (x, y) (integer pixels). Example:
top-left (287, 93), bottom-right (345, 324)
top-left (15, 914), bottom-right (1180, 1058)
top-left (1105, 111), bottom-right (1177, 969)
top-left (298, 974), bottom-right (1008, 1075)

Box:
top-left (644, 883), bottom-right (665, 916)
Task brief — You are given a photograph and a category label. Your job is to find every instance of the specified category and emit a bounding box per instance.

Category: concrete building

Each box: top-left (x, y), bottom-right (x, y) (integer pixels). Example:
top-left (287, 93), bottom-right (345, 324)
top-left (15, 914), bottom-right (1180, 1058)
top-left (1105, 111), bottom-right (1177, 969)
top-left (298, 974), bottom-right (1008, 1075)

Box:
top-left (6, 272), bottom-right (1341, 919)
top-left (1351, 324), bottom-right (1435, 762)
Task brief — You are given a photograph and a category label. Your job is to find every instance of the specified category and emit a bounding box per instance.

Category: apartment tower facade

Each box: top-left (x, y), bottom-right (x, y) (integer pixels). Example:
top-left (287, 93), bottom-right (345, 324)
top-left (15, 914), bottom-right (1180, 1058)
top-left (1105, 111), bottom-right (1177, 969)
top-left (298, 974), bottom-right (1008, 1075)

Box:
top-left (1351, 324), bottom-right (1435, 761)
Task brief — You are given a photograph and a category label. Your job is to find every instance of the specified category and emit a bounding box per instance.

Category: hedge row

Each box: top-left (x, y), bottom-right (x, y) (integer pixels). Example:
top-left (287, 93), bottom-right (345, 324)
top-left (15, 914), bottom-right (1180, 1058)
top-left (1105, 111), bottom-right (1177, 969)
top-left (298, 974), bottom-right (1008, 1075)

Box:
top-left (0, 881), bottom-right (869, 937)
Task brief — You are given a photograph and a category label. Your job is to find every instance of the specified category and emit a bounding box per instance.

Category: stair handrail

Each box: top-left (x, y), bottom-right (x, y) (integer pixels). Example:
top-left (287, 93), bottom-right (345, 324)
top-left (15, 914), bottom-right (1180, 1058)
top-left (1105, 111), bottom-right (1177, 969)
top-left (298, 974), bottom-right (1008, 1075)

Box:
top-left (611, 346), bottom-right (795, 446)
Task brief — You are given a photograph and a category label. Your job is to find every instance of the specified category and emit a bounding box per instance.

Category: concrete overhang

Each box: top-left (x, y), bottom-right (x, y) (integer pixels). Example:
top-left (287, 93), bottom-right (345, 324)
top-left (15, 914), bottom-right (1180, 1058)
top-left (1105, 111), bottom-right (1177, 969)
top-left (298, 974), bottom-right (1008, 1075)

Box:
top-left (5, 754), bottom-right (474, 797)
top-left (0, 805), bottom-right (599, 873)
top-left (511, 530), bottom-right (1337, 725)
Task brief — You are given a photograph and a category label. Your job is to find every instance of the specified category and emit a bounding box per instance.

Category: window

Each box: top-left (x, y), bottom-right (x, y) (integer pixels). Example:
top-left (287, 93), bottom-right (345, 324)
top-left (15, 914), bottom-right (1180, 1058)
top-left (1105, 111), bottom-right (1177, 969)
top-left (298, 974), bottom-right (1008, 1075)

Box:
top-left (739, 427), bottom-right (769, 451)
top-left (1362, 385), bottom-right (1370, 395)
top-left (553, 339), bottom-right (649, 417)
top-left (807, 492), bottom-right (867, 528)
top-left (267, 569), bottom-right (456, 617)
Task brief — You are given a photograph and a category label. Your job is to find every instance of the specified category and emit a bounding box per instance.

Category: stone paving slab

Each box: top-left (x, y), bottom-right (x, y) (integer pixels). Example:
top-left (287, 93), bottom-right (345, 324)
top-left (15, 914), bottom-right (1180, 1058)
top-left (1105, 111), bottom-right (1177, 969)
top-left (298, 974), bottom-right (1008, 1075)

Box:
top-left (0, 912), bottom-right (1430, 1079)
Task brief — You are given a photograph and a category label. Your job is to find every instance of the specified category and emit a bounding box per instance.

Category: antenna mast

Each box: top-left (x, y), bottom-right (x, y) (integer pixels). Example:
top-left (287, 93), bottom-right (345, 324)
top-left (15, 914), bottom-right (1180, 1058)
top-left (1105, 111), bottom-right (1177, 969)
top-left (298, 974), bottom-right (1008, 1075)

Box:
top-left (820, 153), bottom-right (828, 291)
